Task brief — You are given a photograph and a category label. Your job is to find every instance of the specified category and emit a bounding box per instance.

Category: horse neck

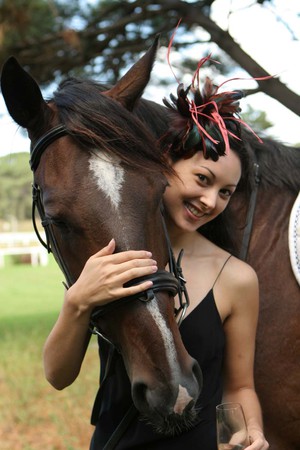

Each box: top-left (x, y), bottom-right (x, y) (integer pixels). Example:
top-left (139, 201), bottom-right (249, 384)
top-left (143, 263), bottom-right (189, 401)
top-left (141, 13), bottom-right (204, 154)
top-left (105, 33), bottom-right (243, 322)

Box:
top-left (233, 186), bottom-right (295, 267)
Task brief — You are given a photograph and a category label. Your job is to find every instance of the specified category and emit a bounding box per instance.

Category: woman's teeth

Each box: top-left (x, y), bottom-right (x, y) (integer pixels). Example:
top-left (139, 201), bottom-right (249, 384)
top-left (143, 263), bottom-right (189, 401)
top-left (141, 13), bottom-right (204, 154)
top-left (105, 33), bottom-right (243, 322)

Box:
top-left (185, 202), bottom-right (204, 218)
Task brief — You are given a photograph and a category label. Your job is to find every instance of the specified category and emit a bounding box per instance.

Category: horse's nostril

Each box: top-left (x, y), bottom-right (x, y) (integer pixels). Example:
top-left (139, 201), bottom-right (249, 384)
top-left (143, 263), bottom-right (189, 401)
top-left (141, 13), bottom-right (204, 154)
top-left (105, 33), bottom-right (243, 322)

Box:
top-left (133, 381), bottom-right (171, 415)
top-left (132, 381), bottom-right (148, 412)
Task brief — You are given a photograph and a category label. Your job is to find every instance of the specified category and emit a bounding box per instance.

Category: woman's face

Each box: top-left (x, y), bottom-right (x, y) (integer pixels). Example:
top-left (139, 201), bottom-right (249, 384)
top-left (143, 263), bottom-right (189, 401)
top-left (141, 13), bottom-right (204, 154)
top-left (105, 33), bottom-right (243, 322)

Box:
top-left (163, 150), bottom-right (242, 233)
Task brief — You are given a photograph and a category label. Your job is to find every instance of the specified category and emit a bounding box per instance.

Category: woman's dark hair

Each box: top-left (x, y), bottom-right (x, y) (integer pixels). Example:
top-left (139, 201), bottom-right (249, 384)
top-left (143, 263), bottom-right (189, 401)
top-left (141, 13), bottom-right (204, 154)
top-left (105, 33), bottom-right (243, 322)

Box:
top-left (199, 139), bottom-right (253, 255)
top-left (160, 59), bottom-right (255, 254)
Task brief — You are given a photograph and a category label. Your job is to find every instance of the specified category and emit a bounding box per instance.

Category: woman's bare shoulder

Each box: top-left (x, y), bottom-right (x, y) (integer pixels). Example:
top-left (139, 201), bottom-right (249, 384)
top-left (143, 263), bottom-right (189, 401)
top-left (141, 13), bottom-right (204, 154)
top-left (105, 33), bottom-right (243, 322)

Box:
top-left (226, 255), bottom-right (258, 286)
top-left (192, 235), bottom-right (258, 292)
top-left (203, 239), bottom-right (257, 282)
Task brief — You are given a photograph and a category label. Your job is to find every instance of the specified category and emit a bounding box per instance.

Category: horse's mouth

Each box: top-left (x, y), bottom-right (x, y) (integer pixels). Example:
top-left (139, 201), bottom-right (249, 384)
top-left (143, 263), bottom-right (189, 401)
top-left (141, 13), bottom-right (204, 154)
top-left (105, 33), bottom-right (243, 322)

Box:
top-left (140, 403), bottom-right (199, 436)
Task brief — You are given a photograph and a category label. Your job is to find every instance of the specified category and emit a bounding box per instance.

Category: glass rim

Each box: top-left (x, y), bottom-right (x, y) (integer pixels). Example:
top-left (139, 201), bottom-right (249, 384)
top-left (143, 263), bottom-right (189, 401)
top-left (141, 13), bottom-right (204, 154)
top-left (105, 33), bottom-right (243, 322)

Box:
top-left (216, 402), bottom-right (243, 411)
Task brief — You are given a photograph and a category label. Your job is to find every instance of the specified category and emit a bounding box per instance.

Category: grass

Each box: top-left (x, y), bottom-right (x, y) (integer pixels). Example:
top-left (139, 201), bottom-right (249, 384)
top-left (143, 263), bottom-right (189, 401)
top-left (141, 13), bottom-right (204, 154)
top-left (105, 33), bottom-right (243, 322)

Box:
top-left (0, 257), bottom-right (99, 450)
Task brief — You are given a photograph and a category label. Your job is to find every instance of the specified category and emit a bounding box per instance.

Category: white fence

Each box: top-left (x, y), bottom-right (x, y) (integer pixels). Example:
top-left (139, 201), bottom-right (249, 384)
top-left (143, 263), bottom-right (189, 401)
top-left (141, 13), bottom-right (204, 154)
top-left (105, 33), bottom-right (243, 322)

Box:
top-left (0, 232), bottom-right (48, 268)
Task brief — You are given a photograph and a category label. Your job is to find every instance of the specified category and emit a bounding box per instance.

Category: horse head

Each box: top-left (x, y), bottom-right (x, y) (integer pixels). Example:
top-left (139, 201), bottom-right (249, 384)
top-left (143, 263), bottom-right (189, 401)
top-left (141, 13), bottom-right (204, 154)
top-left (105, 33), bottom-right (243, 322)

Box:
top-left (1, 39), bottom-right (202, 435)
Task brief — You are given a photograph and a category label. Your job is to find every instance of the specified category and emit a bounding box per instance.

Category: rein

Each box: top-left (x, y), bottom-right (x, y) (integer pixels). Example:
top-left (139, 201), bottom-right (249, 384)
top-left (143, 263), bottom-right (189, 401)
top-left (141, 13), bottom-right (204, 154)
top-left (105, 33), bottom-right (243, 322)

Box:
top-left (30, 125), bottom-right (190, 338)
top-left (239, 157), bottom-right (260, 261)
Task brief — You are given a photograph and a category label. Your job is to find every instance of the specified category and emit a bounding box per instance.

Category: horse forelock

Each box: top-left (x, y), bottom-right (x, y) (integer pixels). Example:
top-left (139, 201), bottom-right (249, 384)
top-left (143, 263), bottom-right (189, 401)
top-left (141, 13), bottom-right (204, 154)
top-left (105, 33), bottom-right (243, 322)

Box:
top-left (50, 78), bottom-right (172, 175)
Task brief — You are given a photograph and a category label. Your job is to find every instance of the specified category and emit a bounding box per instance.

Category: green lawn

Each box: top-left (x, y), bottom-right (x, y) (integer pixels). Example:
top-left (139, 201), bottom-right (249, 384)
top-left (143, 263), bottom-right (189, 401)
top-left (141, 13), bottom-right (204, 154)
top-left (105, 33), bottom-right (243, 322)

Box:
top-left (0, 257), bottom-right (99, 450)
top-left (0, 255), bottom-right (63, 318)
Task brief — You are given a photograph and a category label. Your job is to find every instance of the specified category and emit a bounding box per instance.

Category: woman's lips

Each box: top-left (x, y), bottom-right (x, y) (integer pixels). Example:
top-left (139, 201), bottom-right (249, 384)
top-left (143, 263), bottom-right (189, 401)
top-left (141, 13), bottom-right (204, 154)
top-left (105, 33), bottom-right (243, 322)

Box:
top-left (184, 201), bottom-right (206, 219)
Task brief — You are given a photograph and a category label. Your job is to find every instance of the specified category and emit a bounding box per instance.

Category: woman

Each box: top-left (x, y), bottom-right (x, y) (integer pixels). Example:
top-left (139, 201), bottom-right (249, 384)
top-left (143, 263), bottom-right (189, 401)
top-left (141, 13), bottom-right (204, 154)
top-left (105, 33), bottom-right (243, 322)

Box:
top-left (43, 63), bottom-right (269, 449)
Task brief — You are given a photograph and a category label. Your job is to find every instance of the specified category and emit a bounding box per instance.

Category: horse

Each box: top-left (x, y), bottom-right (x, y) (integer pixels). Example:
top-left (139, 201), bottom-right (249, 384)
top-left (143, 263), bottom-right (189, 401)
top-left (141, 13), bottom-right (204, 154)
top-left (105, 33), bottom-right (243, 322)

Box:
top-left (0, 39), bottom-right (203, 438)
top-left (134, 101), bottom-right (300, 449)
top-left (229, 134), bottom-right (300, 450)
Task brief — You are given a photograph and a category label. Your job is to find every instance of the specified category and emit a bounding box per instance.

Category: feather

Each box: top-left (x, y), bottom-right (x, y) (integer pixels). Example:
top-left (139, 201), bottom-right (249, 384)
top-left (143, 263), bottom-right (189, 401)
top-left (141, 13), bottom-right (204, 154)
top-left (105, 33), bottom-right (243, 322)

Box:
top-left (184, 124), bottom-right (201, 149)
top-left (161, 49), bottom-right (266, 160)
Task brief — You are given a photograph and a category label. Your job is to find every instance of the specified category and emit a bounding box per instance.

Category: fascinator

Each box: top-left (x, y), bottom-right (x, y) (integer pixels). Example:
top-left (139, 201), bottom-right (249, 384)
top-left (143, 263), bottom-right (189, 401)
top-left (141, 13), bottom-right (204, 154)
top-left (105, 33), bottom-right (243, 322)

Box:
top-left (162, 54), bottom-right (247, 161)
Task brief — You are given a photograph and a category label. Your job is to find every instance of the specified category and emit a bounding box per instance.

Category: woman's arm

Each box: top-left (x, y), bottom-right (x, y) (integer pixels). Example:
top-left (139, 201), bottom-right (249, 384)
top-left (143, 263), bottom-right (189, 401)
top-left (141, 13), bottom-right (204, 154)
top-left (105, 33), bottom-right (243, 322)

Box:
top-left (43, 238), bottom-right (157, 389)
top-left (221, 260), bottom-right (269, 450)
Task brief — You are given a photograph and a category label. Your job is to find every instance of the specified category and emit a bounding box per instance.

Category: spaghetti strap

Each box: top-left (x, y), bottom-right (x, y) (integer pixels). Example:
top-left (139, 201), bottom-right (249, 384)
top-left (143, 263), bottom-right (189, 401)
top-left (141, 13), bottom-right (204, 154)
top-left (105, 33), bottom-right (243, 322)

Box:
top-left (212, 255), bottom-right (232, 289)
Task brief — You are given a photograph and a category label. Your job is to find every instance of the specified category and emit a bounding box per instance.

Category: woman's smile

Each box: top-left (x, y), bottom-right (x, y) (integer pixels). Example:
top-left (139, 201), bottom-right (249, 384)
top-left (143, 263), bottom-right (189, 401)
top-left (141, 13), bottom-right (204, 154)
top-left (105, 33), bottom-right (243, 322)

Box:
top-left (184, 201), bottom-right (206, 220)
top-left (163, 150), bottom-right (242, 234)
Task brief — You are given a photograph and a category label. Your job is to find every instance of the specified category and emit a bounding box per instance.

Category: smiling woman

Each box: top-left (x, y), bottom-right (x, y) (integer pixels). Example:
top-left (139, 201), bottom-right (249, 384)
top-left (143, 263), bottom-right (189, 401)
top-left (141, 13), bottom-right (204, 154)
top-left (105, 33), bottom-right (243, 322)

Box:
top-left (163, 150), bottom-right (242, 234)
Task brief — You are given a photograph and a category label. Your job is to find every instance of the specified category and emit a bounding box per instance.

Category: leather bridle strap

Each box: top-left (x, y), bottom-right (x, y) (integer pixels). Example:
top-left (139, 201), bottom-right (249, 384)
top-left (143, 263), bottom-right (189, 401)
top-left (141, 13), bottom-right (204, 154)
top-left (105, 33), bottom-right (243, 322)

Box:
top-left (30, 125), bottom-right (75, 287)
top-left (160, 205), bottom-right (190, 325)
top-left (239, 158), bottom-right (260, 261)
top-left (90, 270), bottom-right (179, 318)
top-left (32, 183), bottom-right (74, 287)
top-left (30, 125), bottom-right (68, 171)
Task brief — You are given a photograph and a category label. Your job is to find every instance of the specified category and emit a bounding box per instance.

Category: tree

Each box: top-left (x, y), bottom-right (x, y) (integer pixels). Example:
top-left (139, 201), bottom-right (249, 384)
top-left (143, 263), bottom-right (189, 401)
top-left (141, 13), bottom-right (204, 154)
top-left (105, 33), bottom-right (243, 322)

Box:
top-left (0, 153), bottom-right (32, 221)
top-left (0, 0), bottom-right (299, 116)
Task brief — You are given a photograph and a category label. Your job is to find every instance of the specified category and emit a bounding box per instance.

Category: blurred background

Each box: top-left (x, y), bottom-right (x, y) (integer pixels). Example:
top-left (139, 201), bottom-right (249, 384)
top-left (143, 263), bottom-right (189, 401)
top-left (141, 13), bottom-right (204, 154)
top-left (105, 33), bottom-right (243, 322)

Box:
top-left (0, 1), bottom-right (299, 449)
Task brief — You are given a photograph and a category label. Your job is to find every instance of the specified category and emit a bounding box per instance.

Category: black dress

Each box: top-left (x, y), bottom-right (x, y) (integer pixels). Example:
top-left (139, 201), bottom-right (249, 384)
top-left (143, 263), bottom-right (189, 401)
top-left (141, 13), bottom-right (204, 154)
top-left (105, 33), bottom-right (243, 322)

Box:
top-left (90, 287), bottom-right (225, 450)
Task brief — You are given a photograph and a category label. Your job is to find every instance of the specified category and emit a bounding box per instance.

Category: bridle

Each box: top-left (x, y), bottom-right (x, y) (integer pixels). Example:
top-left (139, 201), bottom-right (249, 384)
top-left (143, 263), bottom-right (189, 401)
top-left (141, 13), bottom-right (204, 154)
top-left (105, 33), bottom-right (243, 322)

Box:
top-left (239, 157), bottom-right (260, 261)
top-left (30, 125), bottom-right (190, 340)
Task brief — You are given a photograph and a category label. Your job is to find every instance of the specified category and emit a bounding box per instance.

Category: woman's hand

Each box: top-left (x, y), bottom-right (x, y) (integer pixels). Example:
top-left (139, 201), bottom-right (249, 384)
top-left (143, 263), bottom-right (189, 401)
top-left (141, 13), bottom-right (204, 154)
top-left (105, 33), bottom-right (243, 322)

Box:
top-left (245, 429), bottom-right (269, 450)
top-left (66, 239), bottom-right (158, 313)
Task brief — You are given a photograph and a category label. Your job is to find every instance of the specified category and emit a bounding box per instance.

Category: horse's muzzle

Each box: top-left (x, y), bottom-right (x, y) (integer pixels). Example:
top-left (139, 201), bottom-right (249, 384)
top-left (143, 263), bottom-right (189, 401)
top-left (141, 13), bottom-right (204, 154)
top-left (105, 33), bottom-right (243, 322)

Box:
top-left (132, 357), bottom-right (202, 435)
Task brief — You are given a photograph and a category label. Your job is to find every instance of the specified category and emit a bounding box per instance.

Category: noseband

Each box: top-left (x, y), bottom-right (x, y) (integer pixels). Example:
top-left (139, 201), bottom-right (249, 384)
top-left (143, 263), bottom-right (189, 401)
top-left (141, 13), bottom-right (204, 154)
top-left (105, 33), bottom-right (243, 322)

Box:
top-left (30, 125), bottom-right (190, 338)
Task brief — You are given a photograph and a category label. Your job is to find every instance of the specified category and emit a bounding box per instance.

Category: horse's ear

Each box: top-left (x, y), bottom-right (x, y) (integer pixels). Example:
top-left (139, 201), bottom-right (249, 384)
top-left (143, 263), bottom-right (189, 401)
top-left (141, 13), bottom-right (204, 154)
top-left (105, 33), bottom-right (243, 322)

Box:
top-left (1, 56), bottom-right (48, 129)
top-left (105, 35), bottom-right (160, 111)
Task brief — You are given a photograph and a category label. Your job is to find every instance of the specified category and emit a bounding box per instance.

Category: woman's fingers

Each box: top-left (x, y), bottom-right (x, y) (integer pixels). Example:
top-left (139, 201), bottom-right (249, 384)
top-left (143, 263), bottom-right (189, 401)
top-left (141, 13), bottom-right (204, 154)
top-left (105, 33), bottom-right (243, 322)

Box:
top-left (114, 279), bottom-right (155, 298)
top-left (91, 238), bottom-right (116, 257)
top-left (91, 240), bottom-right (153, 264)
top-left (116, 260), bottom-right (158, 283)
top-left (73, 243), bottom-right (159, 306)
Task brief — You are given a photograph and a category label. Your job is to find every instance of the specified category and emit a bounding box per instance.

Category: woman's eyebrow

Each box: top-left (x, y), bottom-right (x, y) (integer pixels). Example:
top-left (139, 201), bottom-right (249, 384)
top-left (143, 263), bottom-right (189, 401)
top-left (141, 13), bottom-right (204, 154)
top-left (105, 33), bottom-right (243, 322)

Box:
top-left (200, 166), bottom-right (238, 187)
top-left (199, 165), bottom-right (215, 178)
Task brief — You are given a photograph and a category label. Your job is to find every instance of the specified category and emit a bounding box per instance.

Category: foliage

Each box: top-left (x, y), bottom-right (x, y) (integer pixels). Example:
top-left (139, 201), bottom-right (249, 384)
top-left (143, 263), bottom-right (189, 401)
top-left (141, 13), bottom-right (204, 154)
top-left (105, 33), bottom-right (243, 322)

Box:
top-left (0, 152), bottom-right (32, 222)
top-left (240, 105), bottom-right (273, 134)
top-left (0, 0), bottom-right (299, 117)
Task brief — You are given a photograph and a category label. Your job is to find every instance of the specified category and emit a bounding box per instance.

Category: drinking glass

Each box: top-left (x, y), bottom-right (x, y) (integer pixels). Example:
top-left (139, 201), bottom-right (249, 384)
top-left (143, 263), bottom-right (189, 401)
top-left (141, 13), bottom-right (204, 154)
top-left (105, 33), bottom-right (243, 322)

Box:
top-left (216, 402), bottom-right (250, 450)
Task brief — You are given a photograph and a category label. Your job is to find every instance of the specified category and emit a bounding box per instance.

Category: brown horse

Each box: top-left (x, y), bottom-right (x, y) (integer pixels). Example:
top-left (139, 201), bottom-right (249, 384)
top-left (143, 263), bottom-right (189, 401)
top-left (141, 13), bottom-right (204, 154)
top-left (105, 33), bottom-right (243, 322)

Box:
top-left (136, 98), bottom-right (300, 449)
top-left (229, 135), bottom-right (300, 450)
top-left (0, 41), bottom-right (202, 436)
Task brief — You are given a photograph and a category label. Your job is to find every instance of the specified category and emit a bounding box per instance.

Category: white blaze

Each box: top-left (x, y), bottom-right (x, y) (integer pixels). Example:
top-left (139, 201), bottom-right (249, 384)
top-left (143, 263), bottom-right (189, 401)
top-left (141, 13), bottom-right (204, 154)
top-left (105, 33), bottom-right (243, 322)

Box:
top-left (146, 297), bottom-right (193, 413)
top-left (89, 153), bottom-right (124, 209)
top-left (146, 297), bottom-right (178, 375)
top-left (174, 385), bottom-right (193, 414)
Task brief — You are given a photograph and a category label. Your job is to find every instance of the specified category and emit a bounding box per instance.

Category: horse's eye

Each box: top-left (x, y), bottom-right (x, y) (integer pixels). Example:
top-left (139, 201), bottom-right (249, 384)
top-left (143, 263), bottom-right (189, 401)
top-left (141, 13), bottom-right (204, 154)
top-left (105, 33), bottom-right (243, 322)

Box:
top-left (51, 218), bottom-right (72, 234)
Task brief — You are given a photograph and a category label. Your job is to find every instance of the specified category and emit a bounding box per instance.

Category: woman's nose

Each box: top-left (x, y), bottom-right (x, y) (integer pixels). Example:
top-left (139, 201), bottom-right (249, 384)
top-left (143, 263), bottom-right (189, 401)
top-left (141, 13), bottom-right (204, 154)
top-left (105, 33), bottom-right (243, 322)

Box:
top-left (200, 190), bottom-right (217, 211)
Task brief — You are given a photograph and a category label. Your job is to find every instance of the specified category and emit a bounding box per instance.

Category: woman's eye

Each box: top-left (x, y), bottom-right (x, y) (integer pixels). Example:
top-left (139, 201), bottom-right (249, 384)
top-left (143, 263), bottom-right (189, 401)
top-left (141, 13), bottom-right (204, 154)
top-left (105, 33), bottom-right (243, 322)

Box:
top-left (220, 189), bottom-right (233, 198)
top-left (197, 174), bottom-right (208, 183)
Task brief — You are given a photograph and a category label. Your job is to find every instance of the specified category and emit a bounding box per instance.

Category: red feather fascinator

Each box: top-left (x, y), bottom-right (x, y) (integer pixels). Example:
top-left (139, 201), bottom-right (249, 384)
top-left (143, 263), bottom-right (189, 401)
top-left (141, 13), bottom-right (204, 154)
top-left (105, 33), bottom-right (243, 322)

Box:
top-left (162, 55), bottom-right (249, 161)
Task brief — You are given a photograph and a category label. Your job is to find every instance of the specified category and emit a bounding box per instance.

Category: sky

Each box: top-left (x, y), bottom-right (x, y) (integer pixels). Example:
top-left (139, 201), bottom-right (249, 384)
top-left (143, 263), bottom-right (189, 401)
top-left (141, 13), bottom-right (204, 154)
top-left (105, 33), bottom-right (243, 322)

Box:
top-left (0, 0), bottom-right (299, 158)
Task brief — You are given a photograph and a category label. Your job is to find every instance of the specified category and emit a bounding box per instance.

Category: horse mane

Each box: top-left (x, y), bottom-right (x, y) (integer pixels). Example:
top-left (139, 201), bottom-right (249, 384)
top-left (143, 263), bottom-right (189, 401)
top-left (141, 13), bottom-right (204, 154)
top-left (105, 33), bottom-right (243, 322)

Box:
top-left (50, 78), bottom-right (172, 175)
top-left (242, 131), bottom-right (300, 193)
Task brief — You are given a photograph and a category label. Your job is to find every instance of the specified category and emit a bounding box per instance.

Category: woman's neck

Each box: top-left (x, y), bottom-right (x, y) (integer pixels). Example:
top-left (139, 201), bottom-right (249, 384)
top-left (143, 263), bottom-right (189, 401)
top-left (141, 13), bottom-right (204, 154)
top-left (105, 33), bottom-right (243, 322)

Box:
top-left (168, 227), bottom-right (204, 256)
